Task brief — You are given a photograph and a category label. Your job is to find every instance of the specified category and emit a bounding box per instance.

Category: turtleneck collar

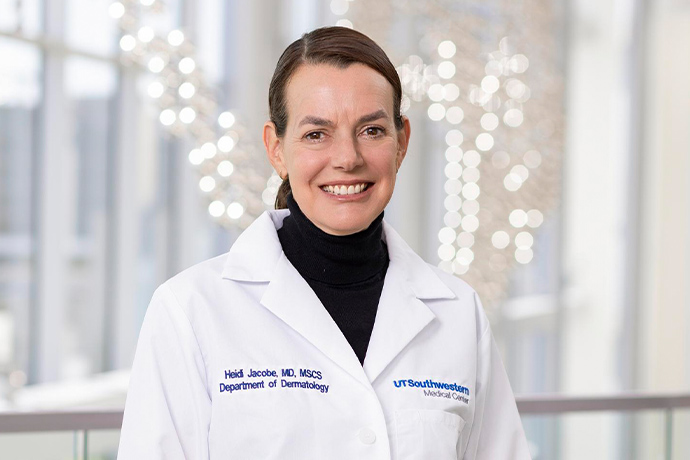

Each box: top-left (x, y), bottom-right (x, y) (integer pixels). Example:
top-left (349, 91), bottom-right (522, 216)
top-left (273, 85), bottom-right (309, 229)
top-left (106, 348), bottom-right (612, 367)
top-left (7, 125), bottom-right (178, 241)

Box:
top-left (277, 193), bottom-right (388, 286)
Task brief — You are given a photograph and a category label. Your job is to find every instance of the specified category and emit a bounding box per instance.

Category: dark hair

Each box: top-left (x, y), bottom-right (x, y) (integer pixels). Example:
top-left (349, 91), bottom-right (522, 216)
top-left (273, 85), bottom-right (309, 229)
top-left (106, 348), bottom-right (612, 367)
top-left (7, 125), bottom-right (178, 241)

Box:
top-left (268, 26), bottom-right (404, 209)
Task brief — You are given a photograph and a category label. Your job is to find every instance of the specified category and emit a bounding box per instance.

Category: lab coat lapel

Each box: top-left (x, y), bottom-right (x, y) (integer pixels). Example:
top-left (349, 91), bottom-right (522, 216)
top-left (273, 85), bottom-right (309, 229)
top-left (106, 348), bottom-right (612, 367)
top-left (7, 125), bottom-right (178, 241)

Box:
top-left (363, 263), bottom-right (434, 383)
top-left (363, 221), bottom-right (456, 383)
top-left (223, 210), bottom-right (456, 387)
top-left (224, 210), bottom-right (370, 387)
top-left (260, 252), bottom-right (371, 389)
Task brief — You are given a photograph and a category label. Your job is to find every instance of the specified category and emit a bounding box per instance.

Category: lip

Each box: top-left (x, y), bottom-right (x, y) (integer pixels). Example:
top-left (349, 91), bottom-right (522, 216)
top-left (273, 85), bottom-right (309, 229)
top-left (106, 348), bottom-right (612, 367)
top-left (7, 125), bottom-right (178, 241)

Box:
top-left (318, 179), bottom-right (374, 187)
top-left (320, 182), bottom-right (374, 200)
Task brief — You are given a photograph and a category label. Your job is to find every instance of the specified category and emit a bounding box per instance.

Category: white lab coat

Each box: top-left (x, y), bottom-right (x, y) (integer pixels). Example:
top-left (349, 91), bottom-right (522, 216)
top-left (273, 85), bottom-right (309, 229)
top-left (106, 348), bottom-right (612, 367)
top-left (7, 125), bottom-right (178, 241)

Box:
top-left (118, 209), bottom-right (531, 460)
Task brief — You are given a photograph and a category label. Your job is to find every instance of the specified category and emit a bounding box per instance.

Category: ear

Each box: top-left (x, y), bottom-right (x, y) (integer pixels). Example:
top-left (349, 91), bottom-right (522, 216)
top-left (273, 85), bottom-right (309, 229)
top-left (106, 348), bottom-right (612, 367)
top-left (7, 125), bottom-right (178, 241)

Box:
top-left (263, 121), bottom-right (286, 178)
top-left (395, 115), bottom-right (411, 172)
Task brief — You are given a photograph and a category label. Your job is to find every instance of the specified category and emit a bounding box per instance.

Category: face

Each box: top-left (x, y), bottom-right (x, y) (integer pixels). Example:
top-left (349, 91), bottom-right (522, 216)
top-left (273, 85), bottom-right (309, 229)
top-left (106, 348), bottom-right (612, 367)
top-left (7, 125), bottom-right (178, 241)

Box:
top-left (264, 63), bottom-right (411, 236)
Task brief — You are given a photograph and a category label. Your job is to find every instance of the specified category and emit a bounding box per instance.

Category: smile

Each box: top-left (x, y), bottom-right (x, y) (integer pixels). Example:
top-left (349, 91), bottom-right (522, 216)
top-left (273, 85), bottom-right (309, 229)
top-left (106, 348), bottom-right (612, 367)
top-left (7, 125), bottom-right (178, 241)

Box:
top-left (320, 183), bottom-right (371, 196)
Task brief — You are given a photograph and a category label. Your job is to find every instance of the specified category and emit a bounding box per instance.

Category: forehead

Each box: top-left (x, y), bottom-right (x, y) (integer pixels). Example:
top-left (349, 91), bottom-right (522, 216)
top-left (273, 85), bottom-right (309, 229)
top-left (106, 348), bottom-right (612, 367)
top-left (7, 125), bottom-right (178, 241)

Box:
top-left (284, 63), bottom-right (395, 122)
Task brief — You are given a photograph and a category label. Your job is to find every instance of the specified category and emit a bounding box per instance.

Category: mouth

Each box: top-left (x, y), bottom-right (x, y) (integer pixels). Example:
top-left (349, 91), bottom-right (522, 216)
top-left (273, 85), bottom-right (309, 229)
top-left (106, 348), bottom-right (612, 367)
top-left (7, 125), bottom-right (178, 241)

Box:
top-left (320, 182), bottom-right (373, 196)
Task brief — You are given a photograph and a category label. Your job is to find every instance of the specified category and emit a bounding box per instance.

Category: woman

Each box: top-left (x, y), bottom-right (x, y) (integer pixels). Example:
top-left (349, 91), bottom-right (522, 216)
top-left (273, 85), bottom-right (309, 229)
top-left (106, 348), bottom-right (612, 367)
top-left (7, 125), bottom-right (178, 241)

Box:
top-left (118, 26), bottom-right (531, 460)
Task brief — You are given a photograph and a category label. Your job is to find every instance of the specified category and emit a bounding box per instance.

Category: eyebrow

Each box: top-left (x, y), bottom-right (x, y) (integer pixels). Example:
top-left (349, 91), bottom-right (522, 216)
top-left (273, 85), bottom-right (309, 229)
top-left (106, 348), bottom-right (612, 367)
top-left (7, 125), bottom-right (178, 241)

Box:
top-left (297, 109), bottom-right (389, 128)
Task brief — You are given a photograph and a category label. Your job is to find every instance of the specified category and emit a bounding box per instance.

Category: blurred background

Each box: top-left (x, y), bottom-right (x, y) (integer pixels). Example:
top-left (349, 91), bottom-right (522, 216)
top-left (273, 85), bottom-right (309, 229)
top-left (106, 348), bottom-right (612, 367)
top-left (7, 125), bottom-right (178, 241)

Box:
top-left (0, 0), bottom-right (689, 458)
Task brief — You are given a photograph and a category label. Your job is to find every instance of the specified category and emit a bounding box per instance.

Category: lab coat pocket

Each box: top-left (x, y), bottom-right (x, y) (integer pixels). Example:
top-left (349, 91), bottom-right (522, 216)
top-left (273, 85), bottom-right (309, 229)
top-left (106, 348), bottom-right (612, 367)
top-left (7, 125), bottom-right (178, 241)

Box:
top-left (395, 409), bottom-right (465, 460)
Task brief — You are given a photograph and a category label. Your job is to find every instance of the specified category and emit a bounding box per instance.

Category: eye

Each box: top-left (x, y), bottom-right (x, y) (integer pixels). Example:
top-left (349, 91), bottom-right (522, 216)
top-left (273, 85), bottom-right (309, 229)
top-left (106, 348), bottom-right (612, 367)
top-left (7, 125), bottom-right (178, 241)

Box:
top-left (362, 126), bottom-right (385, 138)
top-left (304, 131), bottom-right (326, 141)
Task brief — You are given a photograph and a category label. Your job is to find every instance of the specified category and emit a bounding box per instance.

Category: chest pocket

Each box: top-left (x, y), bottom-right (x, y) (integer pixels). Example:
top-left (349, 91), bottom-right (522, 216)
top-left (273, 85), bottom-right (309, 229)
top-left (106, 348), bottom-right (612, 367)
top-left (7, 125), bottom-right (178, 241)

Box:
top-left (395, 409), bottom-right (465, 460)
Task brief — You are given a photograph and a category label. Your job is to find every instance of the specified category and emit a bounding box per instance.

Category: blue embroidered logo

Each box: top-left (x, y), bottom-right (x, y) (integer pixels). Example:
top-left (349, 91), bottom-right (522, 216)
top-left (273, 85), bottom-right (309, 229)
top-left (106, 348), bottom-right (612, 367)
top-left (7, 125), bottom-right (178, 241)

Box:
top-left (393, 378), bottom-right (470, 403)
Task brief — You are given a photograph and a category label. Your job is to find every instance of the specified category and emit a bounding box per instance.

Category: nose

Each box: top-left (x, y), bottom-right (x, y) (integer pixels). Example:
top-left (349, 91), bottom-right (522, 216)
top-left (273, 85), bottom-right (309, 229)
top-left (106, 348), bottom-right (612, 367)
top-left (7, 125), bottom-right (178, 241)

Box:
top-left (331, 134), bottom-right (364, 171)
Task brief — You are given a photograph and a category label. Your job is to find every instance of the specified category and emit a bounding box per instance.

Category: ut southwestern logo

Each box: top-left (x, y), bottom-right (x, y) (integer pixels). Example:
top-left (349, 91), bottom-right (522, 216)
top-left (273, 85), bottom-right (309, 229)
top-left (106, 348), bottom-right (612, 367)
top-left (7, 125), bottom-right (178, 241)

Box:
top-left (394, 378), bottom-right (470, 403)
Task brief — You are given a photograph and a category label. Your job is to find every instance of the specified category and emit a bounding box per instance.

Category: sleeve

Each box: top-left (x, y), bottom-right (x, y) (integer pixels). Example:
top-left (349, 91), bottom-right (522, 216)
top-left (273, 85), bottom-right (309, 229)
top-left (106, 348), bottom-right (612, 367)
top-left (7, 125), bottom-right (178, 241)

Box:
top-left (117, 284), bottom-right (211, 460)
top-left (461, 293), bottom-right (532, 460)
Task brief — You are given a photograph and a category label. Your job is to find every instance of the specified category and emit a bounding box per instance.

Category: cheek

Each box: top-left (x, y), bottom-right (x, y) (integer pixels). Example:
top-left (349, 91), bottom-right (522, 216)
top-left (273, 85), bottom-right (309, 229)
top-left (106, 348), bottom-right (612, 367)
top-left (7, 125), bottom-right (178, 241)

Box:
top-left (364, 147), bottom-right (398, 178)
top-left (286, 151), bottom-right (325, 183)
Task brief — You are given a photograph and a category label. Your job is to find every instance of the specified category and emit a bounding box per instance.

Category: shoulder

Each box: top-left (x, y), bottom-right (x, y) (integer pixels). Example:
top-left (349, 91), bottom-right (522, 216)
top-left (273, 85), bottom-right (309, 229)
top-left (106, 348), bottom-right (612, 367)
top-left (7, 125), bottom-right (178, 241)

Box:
top-left (382, 219), bottom-right (488, 333)
top-left (426, 263), bottom-right (477, 301)
top-left (147, 252), bottom-right (230, 321)
top-left (424, 262), bottom-right (491, 339)
top-left (166, 252), bottom-right (228, 291)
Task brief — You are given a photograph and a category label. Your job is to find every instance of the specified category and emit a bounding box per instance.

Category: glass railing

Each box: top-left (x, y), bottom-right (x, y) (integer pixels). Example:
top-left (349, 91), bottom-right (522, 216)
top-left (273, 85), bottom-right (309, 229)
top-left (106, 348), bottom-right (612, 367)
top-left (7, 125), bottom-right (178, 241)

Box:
top-left (1, 394), bottom-right (689, 459)
top-left (0, 409), bottom-right (122, 459)
top-left (517, 393), bottom-right (690, 460)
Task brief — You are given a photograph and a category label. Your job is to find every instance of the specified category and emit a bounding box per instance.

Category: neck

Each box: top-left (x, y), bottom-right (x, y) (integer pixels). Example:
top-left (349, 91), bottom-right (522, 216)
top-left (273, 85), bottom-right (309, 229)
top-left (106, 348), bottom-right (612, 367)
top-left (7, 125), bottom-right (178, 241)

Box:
top-left (277, 193), bottom-right (387, 285)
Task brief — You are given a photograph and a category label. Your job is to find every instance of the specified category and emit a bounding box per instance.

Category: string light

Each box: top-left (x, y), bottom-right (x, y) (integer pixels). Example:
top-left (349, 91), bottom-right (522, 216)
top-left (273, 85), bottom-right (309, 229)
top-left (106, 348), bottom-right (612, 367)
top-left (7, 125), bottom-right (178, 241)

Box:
top-left (114, 1), bottom-right (562, 304)
top-left (147, 81), bottom-right (164, 98)
top-left (148, 56), bottom-right (165, 73)
top-left (179, 107), bottom-right (196, 124)
top-left (188, 149), bottom-right (204, 165)
top-left (209, 201), bottom-right (226, 217)
top-left (111, 0), bottom-right (267, 230)
top-left (137, 26), bottom-right (154, 43)
top-left (336, 19), bottom-right (353, 28)
top-left (443, 84), bottom-right (460, 101)
top-left (167, 30), bottom-right (184, 46)
top-left (108, 2), bottom-right (125, 18)
top-left (119, 35), bottom-right (136, 51)
top-left (178, 82), bottom-right (195, 98)
top-left (330, 0), bottom-right (349, 15)
top-left (201, 142), bottom-right (217, 159)
top-left (437, 61), bottom-right (456, 79)
top-left (199, 176), bottom-right (216, 192)
top-left (428, 103), bottom-right (445, 121)
top-left (383, 28), bottom-right (557, 306)
top-left (227, 202), bottom-right (244, 219)
top-left (178, 57), bottom-right (195, 74)
top-left (159, 109), bottom-right (175, 126)
top-left (218, 111), bottom-right (235, 128)
top-left (437, 40), bottom-right (456, 59)
top-left (217, 136), bottom-right (235, 152)
top-left (445, 106), bottom-right (464, 124)
top-left (217, 161), bottom-right (234, 177)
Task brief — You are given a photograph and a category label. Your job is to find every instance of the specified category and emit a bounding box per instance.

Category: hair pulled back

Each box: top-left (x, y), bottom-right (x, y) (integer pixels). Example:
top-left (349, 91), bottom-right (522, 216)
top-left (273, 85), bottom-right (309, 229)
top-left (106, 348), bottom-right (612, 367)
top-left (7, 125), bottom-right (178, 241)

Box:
top-left (268, 26), bottom-right (404, 209)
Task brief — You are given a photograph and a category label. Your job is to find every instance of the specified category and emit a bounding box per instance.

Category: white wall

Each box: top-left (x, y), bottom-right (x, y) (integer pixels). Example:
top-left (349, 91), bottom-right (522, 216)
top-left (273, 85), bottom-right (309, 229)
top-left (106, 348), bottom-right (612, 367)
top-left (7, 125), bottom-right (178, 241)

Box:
top-left (560, 0), bottom-right (638, 457)
top-left (637, 1), bottom-right (690, 457)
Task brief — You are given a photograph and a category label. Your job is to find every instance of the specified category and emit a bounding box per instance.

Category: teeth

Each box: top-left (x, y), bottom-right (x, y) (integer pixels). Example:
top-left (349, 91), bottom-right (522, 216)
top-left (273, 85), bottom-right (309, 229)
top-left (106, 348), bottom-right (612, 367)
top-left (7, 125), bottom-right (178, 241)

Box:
top-left (321, 183), bottom-right (370, 196)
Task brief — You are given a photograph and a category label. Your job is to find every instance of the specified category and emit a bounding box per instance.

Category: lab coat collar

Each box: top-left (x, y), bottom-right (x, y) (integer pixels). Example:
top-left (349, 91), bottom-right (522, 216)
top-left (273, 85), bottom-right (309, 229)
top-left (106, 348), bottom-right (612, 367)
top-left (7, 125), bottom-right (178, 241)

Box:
top-left (221, 210), bottom-right (288, 282)
top-left (222, 209), bottom-right (455, 299)
top-left (221, 209), bottom-right (456, 385)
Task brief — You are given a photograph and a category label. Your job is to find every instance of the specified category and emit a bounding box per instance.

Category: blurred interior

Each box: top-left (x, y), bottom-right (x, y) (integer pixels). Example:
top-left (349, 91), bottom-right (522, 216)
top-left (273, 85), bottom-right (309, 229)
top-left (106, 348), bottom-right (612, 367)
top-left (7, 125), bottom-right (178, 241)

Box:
top-left (1, 0), bottom-right (689, 458)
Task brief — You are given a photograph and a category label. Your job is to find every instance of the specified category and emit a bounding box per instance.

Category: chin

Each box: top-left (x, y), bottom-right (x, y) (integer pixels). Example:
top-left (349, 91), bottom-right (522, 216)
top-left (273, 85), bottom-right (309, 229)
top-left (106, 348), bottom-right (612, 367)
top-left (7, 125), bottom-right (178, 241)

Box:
top-left (323, 215), bottom-right (377, 236)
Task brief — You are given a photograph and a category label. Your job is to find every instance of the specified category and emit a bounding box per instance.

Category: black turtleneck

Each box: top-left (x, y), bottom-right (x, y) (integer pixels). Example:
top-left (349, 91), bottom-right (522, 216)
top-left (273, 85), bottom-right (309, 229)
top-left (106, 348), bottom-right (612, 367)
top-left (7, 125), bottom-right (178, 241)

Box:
top-left (277, 193), bottom-right (389, 364)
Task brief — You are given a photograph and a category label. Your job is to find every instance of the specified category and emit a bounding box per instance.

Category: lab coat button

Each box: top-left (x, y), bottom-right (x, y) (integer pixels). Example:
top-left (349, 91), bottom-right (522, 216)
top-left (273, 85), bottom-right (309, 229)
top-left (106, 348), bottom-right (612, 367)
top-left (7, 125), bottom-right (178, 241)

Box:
top-left (357, 428), bottom-right (376, 445)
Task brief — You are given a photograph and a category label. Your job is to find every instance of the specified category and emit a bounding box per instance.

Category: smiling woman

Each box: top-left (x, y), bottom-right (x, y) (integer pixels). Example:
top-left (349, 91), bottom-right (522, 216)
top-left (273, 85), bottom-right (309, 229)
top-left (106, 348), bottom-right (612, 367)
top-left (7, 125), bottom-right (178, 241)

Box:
top-left (263, 62), bottom-right (410, 235)
top-left (118, 26), bottom-right (531, 460)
